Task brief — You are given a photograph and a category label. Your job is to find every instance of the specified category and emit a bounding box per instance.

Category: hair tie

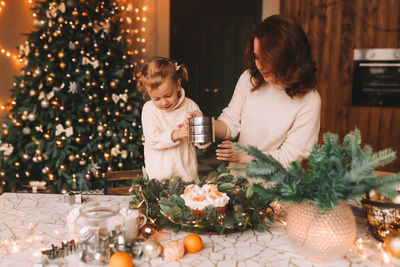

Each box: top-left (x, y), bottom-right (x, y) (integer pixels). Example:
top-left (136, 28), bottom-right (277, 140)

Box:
top-left (174, 62), bottom-right (181, 71)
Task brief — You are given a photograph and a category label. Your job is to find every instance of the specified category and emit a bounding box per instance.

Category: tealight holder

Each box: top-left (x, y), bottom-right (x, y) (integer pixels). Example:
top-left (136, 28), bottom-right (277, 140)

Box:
top-left (188, 116), bottom-right (215, 143)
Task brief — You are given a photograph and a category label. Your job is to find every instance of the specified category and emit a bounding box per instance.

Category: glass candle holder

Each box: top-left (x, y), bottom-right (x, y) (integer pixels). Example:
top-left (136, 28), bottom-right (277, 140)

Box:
top-left (74, 202), bottom-right (124, 265)
top-left (286, 201), bottom-right (356, 262)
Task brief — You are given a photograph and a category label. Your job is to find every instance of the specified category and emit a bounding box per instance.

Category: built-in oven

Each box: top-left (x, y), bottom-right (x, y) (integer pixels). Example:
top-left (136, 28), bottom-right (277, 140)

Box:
top-left (352, 49), bottom-right (400, 107)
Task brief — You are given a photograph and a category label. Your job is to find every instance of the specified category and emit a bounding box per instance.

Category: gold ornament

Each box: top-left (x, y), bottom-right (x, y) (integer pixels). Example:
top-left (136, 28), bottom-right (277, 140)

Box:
top-left (78, 118), bottom-right (85, 124)
top-left (69, 154), bottom-right (76, 162)
top-left (75, 136), bottom-right (81, 143)
top-left (48, 172), bottom-right (55, 181)
top-left (58, 51), bottom-right (64, 58)
top-left (22, 154), bottom-right (31, 162)
top-left (44, 132), bottom-right (51, 140)
top-left (97, 143), bottom-right (103, 150)
top-left (140, 221), bottom-right (158, 239)
top-left (110, 79), bottom-right (118, 89)
top-left (384, 231), bottom-right (400, 258)
top-left (118, 162), bottom-right (123, 168)
top-left (41, 99), bottom-right (50, 108)
top-left (59, 164), bottom-right (66, 171)
top-left (85, 172), bottom-right (91, 180)
top-left (55, 139), bottom-right (64, 148)
top-left (46, 76), bottom-right (54, 85)
top-left (87, 117), bottom-right (95, 124)
top-left (59, 62), bottom-right (66, 69)
top-left (29, 89), bottom-right (36, 97)
top-left (65, 120), bottom-right (72, 127)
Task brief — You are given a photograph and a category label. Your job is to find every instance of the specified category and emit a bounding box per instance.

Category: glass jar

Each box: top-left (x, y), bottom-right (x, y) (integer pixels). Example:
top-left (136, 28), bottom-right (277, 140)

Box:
top-left (74, 202), bottom-right (124, 265)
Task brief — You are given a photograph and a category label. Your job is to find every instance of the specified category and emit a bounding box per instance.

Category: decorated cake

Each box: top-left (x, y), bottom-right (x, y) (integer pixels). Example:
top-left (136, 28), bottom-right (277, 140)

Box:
top-left (181, 184), bottom-right (230, 215)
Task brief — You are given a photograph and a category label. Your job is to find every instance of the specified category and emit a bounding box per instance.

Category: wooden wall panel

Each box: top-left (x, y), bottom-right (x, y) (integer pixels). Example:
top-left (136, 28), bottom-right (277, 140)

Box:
top-left (280, 0), bottom-right (400, 172)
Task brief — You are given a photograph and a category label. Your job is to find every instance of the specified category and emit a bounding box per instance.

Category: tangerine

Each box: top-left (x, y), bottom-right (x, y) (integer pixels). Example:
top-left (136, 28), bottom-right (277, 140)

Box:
top-left (183, 233), bottom-right (203, 253)
top-left (109, 251), bottom-right (133, 267)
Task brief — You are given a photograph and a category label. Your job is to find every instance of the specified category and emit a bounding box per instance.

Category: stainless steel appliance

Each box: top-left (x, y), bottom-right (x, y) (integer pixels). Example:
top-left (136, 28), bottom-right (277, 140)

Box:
top-left (352, 48), bottom-right (400, 107)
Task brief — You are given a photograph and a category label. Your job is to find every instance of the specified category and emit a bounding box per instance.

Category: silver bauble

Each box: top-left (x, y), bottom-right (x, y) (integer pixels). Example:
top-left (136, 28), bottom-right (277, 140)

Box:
top-left (28, 113), bottom-right (36, 121)
top-left (41, 100), bottom-right (49, 108)
top-left (142, 239), bottom-right (162, 258)
top-left (83, 106), bottom-right (90, 113)
top-left (22, 127), bottom-right (31, 135)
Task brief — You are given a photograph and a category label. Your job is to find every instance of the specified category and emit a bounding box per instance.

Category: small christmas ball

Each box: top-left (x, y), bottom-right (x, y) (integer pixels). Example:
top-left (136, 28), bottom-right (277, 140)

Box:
top-left (65, 120), bottom-right (72, 127)
top-left (59, 164), bottom-right (66, 171)
top-left (83, 106), bottom-right (90, 113)
top-left (164, 240), bottom-right (185, 261)
top-left (97, 143), bottom-right (103, 150)
top-left (44, 132), bottom-right (51, 140)
top-left (29, 89), bottom-right (36, 97)
top-left (121, 138), bottom-right (127, 144)
top-left (22, 153), bottom-right (31, 162)
top-left (97, 124), bottom-right (105, 133)
top-left (99, 69), bottom-right (104, 76)
top-left (42, 166), bottom-right (49, 174)
top-left (85, 172), bottom-right (91, 180)
top-left (79, 159), bottom-right (87, 166)
top-left (59, 62), bottom-right (66, 69)
top-left (28, 113), bottom-right (36, 121)
top-left (385, 231), bottom-right (400, 258)
top-left (55, 139), bottom-right (64, 148)
top-left (41, 99), bottom-right (50, 108)
top-left (106, 130), bottom-right (112, 137)
top-left (48, 172), bottom-right (55, 181)
top-left (118, 162), bottom-right (123, 168)
top-left (69, 154), bottom-right (76, 162)
top-left (58, 51), bottom-right (64, 58)
top-left (22, 127), bottom-right (31, 135)
top-left (110, 79), bottom-right (118, 89)
top-left (46, 75), bottom-right (54, 85)
top-left (75, 136), bottom-right (81, 143)
top-left (14, 162), bottom-right (20, 167)
top-left (142, 239), bottom-right (162, 258)
top-left (78, 118), bottom-right (85, 124)
top-left (87, 117), bottom-right (95, 124)
top-left (126, 105), bottom-right (133, 112)
top-left (140, 222), bottom-right (158, 239)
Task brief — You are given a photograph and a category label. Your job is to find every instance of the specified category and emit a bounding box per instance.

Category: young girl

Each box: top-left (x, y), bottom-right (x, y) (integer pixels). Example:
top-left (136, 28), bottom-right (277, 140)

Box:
top-left (139, 57), bottom-right (203, 182)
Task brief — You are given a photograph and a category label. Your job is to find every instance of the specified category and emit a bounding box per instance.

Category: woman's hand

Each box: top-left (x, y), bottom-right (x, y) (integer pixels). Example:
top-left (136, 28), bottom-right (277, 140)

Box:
top-left (187, 110), bottom-right (202, 118)
top-left (216, 140), bottom-right (253, 164)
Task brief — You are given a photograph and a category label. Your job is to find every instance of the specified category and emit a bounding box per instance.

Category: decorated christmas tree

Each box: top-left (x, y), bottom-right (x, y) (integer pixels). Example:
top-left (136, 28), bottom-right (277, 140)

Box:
top-left (0, 0), bottom-right (145, 192)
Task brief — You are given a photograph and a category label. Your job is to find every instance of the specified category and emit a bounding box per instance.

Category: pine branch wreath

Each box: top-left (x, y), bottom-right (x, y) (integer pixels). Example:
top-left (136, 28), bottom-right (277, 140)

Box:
top-left (129, 164), bottom-right (274, 234)
top-left (237, 129), bottom-right (400, 211)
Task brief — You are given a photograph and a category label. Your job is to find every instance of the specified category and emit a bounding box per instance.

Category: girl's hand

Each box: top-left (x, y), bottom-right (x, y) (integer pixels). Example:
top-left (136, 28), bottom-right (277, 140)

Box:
top-left (187, 110), bottom-right (202, 118)
top-left (171, 123), bottom-right (188, 141)
top-left (216, 140), bottom-right (253, 164)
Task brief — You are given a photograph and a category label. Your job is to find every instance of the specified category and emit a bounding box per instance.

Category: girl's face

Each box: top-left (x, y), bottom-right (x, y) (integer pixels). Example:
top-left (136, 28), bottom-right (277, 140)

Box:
top-left (254, 37), bottom-right (277, 84)
top-left (147, 78), bottom-right (181, 112)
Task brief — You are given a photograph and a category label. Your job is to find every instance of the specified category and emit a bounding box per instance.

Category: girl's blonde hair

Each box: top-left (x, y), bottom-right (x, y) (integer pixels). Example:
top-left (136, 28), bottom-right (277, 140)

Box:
top-left (138, 57), bottom-right (189, 92)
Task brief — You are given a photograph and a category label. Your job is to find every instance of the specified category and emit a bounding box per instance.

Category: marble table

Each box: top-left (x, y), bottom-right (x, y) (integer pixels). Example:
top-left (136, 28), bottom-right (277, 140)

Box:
top-left (0, 193), bottom-right (399, 267)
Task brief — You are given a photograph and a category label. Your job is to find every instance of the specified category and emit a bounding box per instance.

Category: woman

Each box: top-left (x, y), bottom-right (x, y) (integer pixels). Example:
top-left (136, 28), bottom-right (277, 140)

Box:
top-left (214, 15), bottom-right (321, 169)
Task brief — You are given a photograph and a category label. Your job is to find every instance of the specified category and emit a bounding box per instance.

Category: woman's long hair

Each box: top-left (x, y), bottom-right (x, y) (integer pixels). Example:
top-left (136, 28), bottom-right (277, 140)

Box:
top-left (244, 15), bottom-right (317, 97)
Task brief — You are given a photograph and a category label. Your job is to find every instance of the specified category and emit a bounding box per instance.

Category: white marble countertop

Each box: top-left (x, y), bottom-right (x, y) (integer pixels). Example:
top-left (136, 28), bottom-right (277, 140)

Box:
top-left (0, 192), bottom-right (399, 267)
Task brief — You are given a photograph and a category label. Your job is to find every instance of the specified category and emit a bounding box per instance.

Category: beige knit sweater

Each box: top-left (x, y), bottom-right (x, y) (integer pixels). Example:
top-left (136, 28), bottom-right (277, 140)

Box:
top-left (218, 70), bottom-right (321, 168)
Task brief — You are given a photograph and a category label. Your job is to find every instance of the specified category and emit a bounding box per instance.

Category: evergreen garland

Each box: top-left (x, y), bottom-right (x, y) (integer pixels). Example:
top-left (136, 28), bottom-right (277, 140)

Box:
top-left (236, 129), bottom-right (400, 211)
top-left (129, 164), bottom-right (274, 234)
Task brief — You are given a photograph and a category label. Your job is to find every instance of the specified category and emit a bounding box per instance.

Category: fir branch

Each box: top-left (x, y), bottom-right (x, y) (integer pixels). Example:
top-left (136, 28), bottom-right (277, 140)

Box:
top-left (235, 129), bottom-right (400, 211)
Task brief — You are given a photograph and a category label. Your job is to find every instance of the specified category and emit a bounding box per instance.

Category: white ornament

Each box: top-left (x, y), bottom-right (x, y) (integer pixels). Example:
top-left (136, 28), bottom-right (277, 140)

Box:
top-left (82, 57), bottom-right (99, 69)
top-left (55, 124), bottom-right (73, 137)
top-left (68, 81), bottom-right (78, 94)
top-left (112, 93), bottom-right (128, 103)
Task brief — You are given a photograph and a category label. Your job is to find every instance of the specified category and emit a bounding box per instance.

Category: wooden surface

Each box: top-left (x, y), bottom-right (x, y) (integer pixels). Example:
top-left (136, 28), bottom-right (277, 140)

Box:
top-left (280, 0), bottom-right (400, 172)
top-left (105, 169), bottom-right (143, 195)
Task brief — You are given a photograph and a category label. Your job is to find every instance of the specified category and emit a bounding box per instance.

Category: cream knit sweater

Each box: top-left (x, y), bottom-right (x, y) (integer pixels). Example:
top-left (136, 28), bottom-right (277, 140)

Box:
top-left (141, 89), bottom-right (201, 182)
top-left (218, 70), bottom-right (321, 168)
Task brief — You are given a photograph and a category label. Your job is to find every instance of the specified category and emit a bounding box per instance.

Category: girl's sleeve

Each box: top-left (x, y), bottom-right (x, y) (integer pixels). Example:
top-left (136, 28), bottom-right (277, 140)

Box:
top-left (268, 91), bottom-right (321, 168)
top-left (217, 71), bottom-right (249, 139)
top-left (141, 104), bottom-right (181, 150)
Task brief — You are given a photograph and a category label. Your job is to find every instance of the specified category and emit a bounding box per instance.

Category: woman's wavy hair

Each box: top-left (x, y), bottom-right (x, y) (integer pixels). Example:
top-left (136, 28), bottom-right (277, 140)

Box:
top-left (244, 15), bottom-right (317, 97)
top-left (138, 57), bottom-right (188, 92)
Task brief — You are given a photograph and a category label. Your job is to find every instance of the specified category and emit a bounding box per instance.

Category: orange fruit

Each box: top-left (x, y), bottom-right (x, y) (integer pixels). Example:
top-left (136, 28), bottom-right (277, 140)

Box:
top-left (109, 251), bottom-right (133, 267)
top-left (183, 233), bottom-right (203, 253)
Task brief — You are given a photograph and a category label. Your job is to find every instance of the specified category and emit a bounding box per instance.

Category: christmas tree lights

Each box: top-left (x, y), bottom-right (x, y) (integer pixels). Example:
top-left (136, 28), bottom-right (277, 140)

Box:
top-left (0, 0), bottom-right (146, 192)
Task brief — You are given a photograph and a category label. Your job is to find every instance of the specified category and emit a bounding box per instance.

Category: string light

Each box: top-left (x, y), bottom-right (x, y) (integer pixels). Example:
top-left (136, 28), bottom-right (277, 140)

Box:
top-left (0, 1), bottom-right (34, 63)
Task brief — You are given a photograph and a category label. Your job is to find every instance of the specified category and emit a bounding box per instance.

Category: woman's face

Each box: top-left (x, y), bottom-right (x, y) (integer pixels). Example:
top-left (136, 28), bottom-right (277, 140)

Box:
top-left (254, 38), bottom-right (277, 84)
top-left (147, 78), bottom-right (181, 112)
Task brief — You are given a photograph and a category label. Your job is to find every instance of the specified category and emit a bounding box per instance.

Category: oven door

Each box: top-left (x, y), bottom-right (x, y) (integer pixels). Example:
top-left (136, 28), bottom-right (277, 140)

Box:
top-left (352, 61), bottom-right (400, 107)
